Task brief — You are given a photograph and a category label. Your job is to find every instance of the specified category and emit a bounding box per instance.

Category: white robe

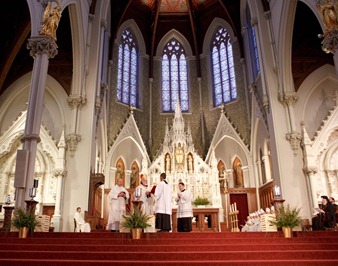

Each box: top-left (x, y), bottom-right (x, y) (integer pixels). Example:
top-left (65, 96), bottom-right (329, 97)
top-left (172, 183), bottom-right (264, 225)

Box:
top-left (137, 183), bottom-right (154, 215)
top-left (74, 212), bottom-right (91, 232)
top-left (175, 189), bottom-right (193, 218)
top-left (106, 185), bottom-right (130, 230)
top-left (155, 180), bottom-right (172, 215)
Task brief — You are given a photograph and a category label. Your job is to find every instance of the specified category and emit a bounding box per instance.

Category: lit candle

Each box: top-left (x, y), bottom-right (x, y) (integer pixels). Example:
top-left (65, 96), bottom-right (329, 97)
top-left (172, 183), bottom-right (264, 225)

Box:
top-left (234, 202), bottom-right (237, 211)
top-left (274, 185), bottom-right (280, 197)
top-left (33, 179), bottom-right (39, 188)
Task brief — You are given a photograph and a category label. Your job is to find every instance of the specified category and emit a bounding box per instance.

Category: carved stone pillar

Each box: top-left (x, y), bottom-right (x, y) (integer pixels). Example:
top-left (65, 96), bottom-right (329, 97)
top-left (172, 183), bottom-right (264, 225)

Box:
top-left (279, 92), bottom-right (301, 155)
top-left (304, 167), bottom-right (318, 209)
top-left (14, 36), bottom-right (58, 210)
top-left (327, 170), bottom-right (338, 195)
top-left (51, 170), bottom-right (66, 232)
top-left (262, 155), bottom-right (272, 181)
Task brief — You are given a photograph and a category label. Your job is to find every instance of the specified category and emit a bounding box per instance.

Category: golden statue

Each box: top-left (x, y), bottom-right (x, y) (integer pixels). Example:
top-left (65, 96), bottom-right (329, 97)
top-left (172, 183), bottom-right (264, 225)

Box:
top-left (317, 0), bottom-right (338, 34)
top-left (40, 1), bottom-right (61, 40)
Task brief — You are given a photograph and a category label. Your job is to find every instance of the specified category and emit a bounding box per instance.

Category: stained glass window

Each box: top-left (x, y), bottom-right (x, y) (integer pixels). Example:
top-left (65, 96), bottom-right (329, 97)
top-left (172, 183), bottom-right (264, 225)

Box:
top-left (211, 27), bottom-right (237, 107)
top-left (162, 38), bottom-right (189, 112)
top-left (117, 28), bottom-right (138, 107)
top-left (246, 7), bottom-right (260, 79)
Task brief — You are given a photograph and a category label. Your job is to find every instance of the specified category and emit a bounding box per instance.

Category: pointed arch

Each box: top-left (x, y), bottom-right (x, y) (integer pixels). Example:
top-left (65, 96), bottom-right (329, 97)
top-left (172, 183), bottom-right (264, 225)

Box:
top-left (117, 19), bottom-right (146, 56)
top-left (156, 29), bottom-right (193, 58)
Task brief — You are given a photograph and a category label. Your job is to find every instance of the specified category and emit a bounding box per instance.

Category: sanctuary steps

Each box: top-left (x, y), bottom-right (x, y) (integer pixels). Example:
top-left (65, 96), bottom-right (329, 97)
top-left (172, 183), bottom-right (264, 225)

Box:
top-left (0, 231), bottom-right (338, 265)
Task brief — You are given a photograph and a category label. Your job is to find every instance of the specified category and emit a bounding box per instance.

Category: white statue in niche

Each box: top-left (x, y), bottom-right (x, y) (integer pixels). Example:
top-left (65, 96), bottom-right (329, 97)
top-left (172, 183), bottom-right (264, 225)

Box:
top-left (175, 143), bottom-right (184, 172)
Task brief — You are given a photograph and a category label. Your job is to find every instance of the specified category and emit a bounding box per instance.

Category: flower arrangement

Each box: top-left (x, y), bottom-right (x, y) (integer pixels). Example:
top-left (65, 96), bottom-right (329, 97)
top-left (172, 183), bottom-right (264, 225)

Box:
top-left (192, 196), bottom-right (210, 206)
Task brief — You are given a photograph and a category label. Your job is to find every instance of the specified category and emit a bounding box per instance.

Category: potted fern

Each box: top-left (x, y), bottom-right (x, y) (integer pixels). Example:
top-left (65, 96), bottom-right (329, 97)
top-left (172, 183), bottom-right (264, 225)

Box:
top-left (192, 196), bottom-right (211, 208)
top-left (269, 204), bottom-right (301, 238)
top-left (121, 207), bottom-right (151, 239)
top-left (12, 208), bottom-right (39, 238)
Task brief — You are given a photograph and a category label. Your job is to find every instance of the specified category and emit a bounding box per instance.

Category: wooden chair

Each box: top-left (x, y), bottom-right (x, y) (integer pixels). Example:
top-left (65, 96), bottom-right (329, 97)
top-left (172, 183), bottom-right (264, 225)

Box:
top-left (301, 219), bottom-right (312, 231)
top-left (74, 218), bottom-right (81, 232)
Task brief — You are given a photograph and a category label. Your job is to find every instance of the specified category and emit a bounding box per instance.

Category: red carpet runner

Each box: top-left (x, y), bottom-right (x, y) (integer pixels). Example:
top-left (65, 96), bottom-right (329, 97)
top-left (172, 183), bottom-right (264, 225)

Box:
top-left (0, 231), bottom-right (338, 265)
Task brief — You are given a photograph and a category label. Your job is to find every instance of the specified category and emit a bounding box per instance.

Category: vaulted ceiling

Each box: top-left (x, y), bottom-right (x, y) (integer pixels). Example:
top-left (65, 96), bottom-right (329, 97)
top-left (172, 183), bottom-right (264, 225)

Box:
top-left (0, 0), bottom-right (334, 98)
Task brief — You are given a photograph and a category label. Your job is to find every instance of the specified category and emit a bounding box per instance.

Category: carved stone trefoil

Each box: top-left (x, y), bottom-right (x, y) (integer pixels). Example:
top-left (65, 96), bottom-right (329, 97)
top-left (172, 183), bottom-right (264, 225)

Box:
top-left (286, 132), bottom-right (302, 155)
top-left (67, 95), bottom-right (87, 110)
top-left (27, 36), bottom-right (58, 59)
top-left (278, 92), bottom-right (298, 107)
top-left (66, 133), bottom-right (82, 157)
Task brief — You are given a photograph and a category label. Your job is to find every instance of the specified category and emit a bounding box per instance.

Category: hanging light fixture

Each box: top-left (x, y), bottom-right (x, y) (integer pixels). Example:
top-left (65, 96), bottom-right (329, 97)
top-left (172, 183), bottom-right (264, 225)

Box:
top-left (317, 0), bottom-right (338, 54)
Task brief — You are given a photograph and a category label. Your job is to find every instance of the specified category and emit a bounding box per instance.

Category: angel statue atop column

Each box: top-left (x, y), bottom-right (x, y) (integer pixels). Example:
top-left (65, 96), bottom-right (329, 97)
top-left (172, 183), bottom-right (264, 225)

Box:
top-left (40, 1), bottom-right (62, 41)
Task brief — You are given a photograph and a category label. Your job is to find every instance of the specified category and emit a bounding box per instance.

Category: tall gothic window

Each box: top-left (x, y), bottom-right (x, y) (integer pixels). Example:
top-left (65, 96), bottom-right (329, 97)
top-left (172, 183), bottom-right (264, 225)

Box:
top-left (211, 27), bottom-right (237, 107)
top-left (117, 28), bottom-right (138, 107)
top-left (246, 7), bottom-right (260, 80)
top-left (162, 38), bottom-right (189, 112)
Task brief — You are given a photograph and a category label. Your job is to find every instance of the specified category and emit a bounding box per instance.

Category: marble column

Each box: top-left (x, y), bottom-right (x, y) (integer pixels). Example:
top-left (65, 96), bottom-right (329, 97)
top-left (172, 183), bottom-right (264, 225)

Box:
top-left (15, 36), bottom-right (58, 209)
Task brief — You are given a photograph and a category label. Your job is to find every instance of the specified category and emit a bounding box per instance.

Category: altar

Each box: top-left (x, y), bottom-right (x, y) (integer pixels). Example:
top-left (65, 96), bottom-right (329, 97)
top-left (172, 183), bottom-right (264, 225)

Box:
top-left (145, 102), bottom-right (222, 213)
top-left (172, 208), bottom-right (219, 232)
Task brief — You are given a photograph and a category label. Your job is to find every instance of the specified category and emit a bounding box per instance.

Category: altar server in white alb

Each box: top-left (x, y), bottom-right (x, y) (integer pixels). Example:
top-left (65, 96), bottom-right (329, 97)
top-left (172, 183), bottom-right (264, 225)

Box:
top-left (136, 174), bottom-right (154, 215)
top-left (175, 182), bottom-right (193, 232)
top-left (107, 178), bottom-right (130, 232)
top-left (74, 207), bottom-right (91, 232)
top-left (155, 172), bottom-right (172, 232)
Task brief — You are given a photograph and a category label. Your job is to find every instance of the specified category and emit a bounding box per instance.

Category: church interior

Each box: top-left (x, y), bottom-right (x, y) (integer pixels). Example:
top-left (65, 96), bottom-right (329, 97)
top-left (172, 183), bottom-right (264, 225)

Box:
top-left (0, 0), bottom-right (337, 234)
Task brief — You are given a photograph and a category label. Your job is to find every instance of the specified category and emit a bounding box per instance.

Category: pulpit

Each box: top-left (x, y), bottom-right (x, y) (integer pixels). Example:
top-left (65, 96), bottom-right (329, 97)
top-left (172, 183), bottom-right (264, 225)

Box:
top-left (1, 206), bottom-right (15, 232)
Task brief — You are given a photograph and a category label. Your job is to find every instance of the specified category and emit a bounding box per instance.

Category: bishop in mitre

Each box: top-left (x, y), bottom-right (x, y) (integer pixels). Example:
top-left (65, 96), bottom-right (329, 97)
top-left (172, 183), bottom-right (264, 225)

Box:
top-left (136, 174), bottom-right (154, 215)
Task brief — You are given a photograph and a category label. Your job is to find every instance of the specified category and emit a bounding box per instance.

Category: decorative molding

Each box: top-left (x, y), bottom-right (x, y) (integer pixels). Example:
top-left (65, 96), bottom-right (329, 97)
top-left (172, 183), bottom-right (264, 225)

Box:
top-left (53, 170), bottom-right (66, 177)
top-left (66, 133), bottom-right (81, 157)
top-left (248, 82), bottom-right (257, 93)
top-left (302, 167), bottom-right (318, 176)
top-left (264, 11), bottom-right (271, 20)
top-left (27, 36), bottom-right (58, 59)
top-left (67, 95), bottom-right (87, 110)
top-left (263, 94), bottom-right (269, 113)
top-left (88, 14), bottom-right (95, 22)
top-left (278, 92), bottom-right (298, 107)
top-left (286, 131), bottom-right (302, 155)
top-left (101, 20), bottom-right (107, 29)
top-left (251, 17), bottom-right (258, 26)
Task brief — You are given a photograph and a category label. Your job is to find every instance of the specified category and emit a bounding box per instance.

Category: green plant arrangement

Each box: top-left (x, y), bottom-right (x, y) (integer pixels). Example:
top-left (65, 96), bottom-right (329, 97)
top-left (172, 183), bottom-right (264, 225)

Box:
top-left (270, 204), bottom-right (301, 229)
top-left (121, 207), bottom-right (152, 239)
top-left (121, 207), bottom-right (151, 230)
top-left (192, 196), bottom-right (211, 206)
top-left (269, 204), bottom-right (301, 238)
top-left (12, 208), bottom-right (39, 231)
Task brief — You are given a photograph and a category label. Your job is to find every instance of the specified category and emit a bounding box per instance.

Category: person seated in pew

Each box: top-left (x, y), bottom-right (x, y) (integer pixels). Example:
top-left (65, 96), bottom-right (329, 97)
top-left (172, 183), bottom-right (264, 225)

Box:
top-left (312, 195), bottom-right (335, 230)
top-left (74, 207), bottom-right (91, 232)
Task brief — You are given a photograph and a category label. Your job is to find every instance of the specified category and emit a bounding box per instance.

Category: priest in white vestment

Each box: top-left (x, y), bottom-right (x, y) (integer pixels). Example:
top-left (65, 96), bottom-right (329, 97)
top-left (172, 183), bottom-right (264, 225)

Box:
top-left (107, 178), bottom-right (130, 231)
top-left (136, 174), bottom-right (154, 215)
top-left (175, 182), bottom-right (193, 232)
top-left (74, 207), bottom-right (91, 232)
top-left (154, 172), bottom-right (172, 232)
